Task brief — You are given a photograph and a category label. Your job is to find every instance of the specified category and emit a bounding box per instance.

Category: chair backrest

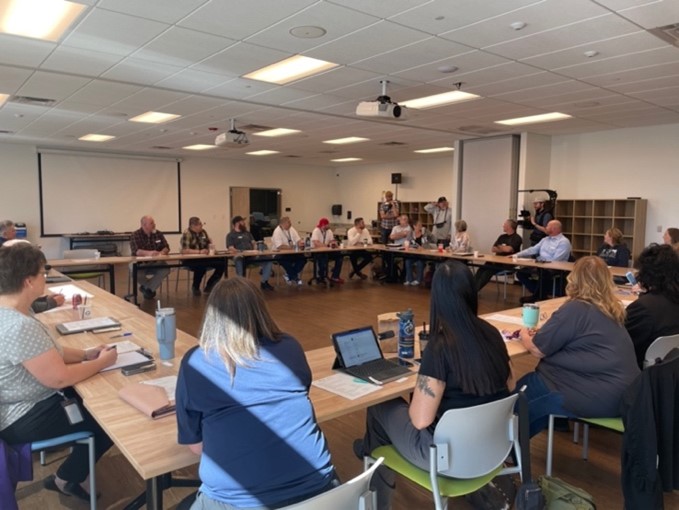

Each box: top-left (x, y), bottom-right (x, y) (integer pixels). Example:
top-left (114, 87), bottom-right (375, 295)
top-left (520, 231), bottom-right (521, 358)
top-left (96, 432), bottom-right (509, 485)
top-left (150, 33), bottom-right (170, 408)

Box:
top-left (280, 457), bottom-right (383, 510)
top-left (63, 249), bottom-right (99, 259)
top-left (433, 393), bottom-right (518, 479)
top-left (644, 334), bottom-right (679, 368)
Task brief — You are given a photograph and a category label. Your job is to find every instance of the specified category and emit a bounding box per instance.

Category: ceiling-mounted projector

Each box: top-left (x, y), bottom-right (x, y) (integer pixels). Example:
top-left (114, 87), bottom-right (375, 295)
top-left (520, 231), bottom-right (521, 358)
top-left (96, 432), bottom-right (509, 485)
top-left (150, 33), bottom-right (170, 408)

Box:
top-left (215, 118), bottom-right (249, 148)
top-left (356, 80), bottom-right (407, 120)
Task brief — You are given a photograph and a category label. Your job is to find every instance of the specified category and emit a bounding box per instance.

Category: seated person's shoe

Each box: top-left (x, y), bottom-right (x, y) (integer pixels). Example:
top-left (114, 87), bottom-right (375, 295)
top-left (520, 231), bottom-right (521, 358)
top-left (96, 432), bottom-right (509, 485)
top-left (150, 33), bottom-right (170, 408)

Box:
top-left (260, 281), bottom-right (274, 291)
top-left (43, 475), bottom-right (100, 502)
top-left (352, 439), bottom-right (366, 461)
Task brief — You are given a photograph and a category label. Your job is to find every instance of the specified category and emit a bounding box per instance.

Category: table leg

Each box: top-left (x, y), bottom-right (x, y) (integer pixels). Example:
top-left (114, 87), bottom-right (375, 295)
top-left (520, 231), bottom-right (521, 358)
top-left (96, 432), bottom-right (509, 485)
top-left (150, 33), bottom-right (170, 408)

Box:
top-left (145, 476), bottom-right (163, 510)
top-left (108, 265), bottom-right (116, 295)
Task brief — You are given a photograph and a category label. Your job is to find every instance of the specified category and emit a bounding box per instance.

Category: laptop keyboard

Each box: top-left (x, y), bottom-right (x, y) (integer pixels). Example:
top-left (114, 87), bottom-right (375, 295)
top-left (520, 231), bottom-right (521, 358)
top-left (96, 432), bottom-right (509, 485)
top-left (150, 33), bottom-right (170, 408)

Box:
top-left (350, 359), bottom-right (410, 380)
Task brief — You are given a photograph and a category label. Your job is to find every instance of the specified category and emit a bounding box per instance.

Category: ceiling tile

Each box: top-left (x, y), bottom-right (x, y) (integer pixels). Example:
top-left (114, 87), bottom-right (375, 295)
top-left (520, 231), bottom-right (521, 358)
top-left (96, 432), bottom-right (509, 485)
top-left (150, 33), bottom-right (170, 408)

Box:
top-left (178, 0), bottom-right (317, 39)
top-left (132, 27), bottom-right (236, 67)
top-left (101, 58), bottom-right (183, 85)
top-left (62, 9), bottom-right (169, 57)
top-left (327, 0), bottom-right (430, 18)
top-left (156, 69), bottom-right (232, 94)
top-left (246, 2), bottom-right (378, 54)
top-left (193, 42), bottom-right (289, 77)
top-left (39, 46), bottom-right (123, 76)
top-left (553, 46), bottom-right (679, 79)
top-left (17, 72), bottom-right (91, 102)
top-left (0, 35), bottom-right (55, 67)
top-left (0, 65), bottom-right (33, 94)
top-left (97, 0), bottom-right (208, 25)
top-left (66, 81), bottom-right (143, 107)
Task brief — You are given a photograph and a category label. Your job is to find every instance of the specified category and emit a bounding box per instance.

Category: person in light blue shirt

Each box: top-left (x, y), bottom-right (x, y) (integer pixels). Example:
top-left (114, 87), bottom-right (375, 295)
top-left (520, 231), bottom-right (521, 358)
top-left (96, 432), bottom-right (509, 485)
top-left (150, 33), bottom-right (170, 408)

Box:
top-left (515, 220), bottom-right (571, 303)
top-left (176, 277), bottom-right (336, 509)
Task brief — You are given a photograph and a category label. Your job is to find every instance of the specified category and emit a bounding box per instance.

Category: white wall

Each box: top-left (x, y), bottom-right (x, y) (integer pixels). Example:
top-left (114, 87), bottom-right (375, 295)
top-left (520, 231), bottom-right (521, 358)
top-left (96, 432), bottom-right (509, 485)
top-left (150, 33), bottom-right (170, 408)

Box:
top-left (550, 123), bottom-right (679, 246)
top-left (333, 156), bottom-right (455, 227)
top-left (0, 142), bottom-right (336, 258)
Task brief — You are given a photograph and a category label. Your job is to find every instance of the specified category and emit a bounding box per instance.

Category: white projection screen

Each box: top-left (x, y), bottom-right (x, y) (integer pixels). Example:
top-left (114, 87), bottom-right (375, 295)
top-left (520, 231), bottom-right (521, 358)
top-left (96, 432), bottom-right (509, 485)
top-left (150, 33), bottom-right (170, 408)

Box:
top-left (39, 151), bottom-right (181, 236)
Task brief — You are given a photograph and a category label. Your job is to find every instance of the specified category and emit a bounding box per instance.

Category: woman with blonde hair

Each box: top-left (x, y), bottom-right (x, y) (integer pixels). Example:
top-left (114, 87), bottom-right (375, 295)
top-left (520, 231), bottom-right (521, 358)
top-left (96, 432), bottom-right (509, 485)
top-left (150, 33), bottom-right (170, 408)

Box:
top-left (517, 256), bottom-right (639, 436)
top-left (176, 277), bottom-right (336, 509)
top-left (448, 219), bottom-right (472, 253)
top-left (596, 227), bottom-right (630, 267)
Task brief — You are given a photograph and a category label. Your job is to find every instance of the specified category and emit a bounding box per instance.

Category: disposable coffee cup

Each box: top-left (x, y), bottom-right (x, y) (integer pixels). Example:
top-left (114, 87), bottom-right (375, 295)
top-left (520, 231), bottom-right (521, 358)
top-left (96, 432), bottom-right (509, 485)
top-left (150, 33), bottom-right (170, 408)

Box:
top-left (208, 244), bottom-right (215, 255)
top-left (473, 250), bottom-right (479, 258)
top-left (404, 240), bottom-right (410, 250)
top-left (156, 307), bottom-right (177, 360)
top-left (522, 303), bottom-right (540, 328)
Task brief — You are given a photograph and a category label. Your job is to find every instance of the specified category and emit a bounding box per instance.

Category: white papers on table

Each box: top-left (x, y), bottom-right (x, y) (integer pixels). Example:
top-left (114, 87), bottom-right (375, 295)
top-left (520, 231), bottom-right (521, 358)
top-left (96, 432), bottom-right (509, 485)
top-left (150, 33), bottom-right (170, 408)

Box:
top-left (42, 284), bottom-right (94, 313)
top-left (485, 314), bottom-right (525, 327)
top-left (100, 350), bottom-right (152, 372)
top-left (141, 375), bottom-right (177, 402)
top-left (107, 340), bottom-right (141, 353)
top-left (312, 372), bottom-right (382, 400)
top-left (57, 316), bottom-right (120, 334)
top-left (46, 284), bottom-right (93, 300)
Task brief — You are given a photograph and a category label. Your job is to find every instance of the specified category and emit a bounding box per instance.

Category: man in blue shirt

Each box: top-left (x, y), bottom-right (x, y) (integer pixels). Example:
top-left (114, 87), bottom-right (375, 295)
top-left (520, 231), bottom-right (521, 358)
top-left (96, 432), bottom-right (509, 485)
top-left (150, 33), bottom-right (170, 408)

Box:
top-left (515, 220), bottom-right (571, 303)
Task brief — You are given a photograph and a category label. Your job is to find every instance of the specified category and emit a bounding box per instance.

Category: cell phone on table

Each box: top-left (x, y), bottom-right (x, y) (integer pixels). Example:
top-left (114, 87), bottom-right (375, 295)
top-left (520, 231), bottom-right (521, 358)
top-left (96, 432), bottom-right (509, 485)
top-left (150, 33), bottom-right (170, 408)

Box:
top-left (625, 271), bottom-right (637, 285)
top-left (122, 362), bottom-right (156, 376)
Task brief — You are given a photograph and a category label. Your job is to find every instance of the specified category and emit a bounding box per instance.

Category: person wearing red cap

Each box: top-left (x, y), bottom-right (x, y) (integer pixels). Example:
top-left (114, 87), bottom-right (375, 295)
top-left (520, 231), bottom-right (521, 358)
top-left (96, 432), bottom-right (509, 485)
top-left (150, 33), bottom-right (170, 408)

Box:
top-left (311, 218), bottom-right (344, 285)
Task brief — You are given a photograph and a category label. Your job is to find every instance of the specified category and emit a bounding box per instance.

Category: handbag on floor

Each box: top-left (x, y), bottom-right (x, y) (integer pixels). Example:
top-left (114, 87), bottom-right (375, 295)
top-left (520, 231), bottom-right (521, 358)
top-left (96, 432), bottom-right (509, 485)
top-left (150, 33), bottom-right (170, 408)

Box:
top-left (538, 476), bottom-right (596, 510)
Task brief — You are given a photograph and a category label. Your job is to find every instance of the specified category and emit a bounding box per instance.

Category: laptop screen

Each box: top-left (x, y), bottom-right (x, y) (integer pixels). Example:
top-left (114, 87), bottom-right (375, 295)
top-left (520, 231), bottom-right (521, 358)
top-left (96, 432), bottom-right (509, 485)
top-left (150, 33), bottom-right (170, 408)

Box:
top-left (333, 326), bottom-right (383, 368)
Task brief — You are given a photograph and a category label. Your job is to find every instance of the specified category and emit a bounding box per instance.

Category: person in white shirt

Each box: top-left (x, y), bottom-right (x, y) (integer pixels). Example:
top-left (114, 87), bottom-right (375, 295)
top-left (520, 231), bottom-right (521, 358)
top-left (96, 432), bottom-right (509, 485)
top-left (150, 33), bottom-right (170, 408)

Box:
top-left (346, 217), bottom-right (373, 280)
top-left (310, 217), bottom-right (343, 285)
top-left (271, 216), bottom-right (306, 285)
top-left (424, 197), bottom-right (452, 247)
top-left (389, 215), bottom-right (412, 246)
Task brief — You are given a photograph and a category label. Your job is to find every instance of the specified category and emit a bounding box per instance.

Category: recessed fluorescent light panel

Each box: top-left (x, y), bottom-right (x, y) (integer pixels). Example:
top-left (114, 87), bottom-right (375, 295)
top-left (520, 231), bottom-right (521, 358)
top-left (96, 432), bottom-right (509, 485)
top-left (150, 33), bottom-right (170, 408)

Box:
top-left (243, 55), bottom-right (338, 85)
top-left (0, 0), bottom-right (86, 41)
top-left (129, 111), bottom-right (181, 124)
top-left (495, 112), bottom-right (572, 126)
top-left (246, 150), bottom-right (280, 156)
top-left (183, 144), bottom-right (216, 151)
top-left (323, 137), bottom-right (369, 145)
top-left (78, 134), bottom-right (115, 142)
top-left (400, 90), bottom-right (479, 110)
top-left (0, 93), bottom-right (9, 107)
top-left (414, 147), bottom-right (455, 154)
top-left (253, 128), bottom-right (301, 138)
top-left (331, 157), bottom-right (362, 162)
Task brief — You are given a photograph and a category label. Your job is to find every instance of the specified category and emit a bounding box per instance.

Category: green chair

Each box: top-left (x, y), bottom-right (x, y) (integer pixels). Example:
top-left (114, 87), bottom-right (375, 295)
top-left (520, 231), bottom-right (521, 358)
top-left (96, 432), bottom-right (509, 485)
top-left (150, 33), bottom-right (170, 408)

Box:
top-left (364, 394), bottom-right (522, 510)
top-left (546, 415), bottom-right (624, 476)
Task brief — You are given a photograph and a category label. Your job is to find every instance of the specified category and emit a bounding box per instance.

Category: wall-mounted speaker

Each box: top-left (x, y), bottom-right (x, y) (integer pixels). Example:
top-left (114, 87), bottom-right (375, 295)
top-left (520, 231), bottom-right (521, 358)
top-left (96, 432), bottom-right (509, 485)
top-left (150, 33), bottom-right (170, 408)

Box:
top-left (331, 204), bottom-right (342, 215)
top-left (391, 173), bottom-right (402, 184)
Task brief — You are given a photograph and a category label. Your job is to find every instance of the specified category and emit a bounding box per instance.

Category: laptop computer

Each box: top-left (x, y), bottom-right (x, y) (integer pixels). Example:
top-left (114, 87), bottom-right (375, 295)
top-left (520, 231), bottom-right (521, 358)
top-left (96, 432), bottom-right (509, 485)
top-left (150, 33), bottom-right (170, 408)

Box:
top-left (331, 326), bottom-right (414, 385)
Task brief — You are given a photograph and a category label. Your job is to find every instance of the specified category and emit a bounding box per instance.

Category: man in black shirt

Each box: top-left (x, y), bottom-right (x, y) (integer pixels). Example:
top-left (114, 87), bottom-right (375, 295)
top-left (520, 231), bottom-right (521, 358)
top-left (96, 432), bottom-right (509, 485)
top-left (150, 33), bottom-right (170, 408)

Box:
top-left (226, 216), bottom-right (274, 291)
top-left (529, 196), bottom-right (553, 246)
top-left (474, 219), bottom-right (523, 291)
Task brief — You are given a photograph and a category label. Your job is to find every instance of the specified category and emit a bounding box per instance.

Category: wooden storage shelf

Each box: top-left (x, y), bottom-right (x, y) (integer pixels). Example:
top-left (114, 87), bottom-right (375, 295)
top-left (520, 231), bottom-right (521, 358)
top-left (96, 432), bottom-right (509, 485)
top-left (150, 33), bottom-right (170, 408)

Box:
top-left (377, 201), bottom-right (436, 232)
top-left (555, 198), bottom-right (647, 262)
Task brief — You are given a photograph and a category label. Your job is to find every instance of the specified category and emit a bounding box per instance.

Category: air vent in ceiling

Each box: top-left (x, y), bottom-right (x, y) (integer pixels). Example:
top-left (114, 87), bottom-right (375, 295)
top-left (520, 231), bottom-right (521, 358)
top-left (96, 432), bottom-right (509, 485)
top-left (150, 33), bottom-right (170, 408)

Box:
top-left (318, 150), bottom-right (340, 154)
top-left (284, 155), bottom-right (301, 158)
top-left (151, 145), bottom-right (173, 150)
top-left (0, 130), bottom-right (14, 134)
top-left (648, 23), bottom-right (679, 47)
top-left (458, 125), bottom-right (506, 135)
top-left (9, 95), bottom-right (57, 107)
top-left (380, 141), bottom-right (407, 146)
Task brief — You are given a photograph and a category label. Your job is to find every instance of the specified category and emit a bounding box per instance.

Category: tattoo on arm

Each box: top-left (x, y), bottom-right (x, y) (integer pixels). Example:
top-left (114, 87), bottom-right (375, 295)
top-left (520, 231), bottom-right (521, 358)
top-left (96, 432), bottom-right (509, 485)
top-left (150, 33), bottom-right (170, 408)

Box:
top-left (416, 374), bottom-right (435, 398)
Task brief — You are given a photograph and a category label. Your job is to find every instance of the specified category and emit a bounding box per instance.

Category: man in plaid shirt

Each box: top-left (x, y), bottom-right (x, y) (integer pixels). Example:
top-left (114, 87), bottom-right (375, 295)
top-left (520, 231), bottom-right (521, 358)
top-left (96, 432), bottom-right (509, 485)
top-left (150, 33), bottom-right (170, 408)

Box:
top-left (180, 216), bottom-right (225, 295)
top-left (130, 215), bottom-right (170, 299)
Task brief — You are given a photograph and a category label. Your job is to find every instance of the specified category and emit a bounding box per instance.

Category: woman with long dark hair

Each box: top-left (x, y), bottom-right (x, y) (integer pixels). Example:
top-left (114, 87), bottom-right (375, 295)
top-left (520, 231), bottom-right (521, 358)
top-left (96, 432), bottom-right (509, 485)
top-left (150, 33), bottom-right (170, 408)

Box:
top-left (355, 261), bottom-right (511, 509)
top-left (625, 243), bottom-right (679, 367)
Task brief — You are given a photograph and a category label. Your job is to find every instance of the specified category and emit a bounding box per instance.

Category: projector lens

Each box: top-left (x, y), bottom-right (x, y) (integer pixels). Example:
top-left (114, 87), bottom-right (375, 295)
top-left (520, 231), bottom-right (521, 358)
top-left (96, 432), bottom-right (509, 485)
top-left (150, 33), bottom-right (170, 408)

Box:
top-left (393, 105), bottom-right (401, 118)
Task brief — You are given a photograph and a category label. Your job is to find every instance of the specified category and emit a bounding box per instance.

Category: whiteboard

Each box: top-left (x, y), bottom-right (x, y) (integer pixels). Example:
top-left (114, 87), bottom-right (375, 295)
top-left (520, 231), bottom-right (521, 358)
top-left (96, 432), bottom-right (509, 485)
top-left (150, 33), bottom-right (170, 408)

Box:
top-left (459, 136), bottom-right (519, 253)
top-left (39, 151), bottom-right (181, 235)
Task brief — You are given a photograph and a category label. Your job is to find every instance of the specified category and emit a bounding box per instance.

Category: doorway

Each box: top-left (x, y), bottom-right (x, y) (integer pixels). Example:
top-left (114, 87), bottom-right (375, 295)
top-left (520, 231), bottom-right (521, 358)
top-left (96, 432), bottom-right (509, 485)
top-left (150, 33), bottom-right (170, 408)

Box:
top-left (230, 187), bottom-right (281, 240)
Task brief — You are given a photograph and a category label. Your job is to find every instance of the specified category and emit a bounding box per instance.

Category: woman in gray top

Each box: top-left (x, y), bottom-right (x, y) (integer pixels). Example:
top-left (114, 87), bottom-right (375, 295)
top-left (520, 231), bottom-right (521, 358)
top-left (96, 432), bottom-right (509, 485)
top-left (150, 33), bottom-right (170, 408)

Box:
top-left (0, 244), bottom-right (118, 501)
top-left (517, 256), bottom-right (640, 436)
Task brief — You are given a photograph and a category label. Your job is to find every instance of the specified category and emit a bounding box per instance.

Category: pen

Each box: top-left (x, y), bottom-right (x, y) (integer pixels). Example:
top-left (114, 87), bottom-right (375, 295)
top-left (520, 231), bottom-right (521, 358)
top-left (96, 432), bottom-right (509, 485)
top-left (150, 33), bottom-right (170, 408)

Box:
top-left (110, 332), bottom-right (132, 339)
